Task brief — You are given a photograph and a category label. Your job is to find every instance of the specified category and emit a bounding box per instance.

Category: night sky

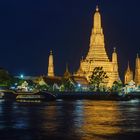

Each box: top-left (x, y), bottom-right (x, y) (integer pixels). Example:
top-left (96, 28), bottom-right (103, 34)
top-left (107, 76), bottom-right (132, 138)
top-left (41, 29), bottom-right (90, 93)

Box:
top-left (0, 0), bottom-right (140, 81)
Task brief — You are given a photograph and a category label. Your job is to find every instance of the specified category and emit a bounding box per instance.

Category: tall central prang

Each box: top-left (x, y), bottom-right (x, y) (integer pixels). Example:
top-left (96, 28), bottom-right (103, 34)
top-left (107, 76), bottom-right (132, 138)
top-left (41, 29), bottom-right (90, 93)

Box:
top-left (86, 6), bottom-right (109, 61)
top-left (75, 6), bottom-right (119, 87)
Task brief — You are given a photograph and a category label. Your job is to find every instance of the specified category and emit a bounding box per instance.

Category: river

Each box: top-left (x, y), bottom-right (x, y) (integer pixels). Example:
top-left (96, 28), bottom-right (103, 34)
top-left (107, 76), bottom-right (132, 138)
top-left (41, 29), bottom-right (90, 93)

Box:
top-left (0, 99), bottom-right (140, 140)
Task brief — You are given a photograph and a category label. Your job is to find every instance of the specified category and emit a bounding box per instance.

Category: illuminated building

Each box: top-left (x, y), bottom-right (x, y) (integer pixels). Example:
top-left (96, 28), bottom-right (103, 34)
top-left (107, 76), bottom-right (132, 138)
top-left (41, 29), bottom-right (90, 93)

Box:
top-left (48, 50), bottom-right (54, 77)
top-left (124, 62), bottom-right (133, 84)
top-left (134, 54), bottom-right (140, 86)
top-left (75, 6), bottom-right (119, 87)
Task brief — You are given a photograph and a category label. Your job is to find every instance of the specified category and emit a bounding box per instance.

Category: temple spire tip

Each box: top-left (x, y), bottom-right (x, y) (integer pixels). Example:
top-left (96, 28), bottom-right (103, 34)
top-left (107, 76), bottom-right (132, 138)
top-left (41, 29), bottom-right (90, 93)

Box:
top-left (127, 61), bottom-right (131, 70)
top-left (114, 47), bottom-right (116, 52)
top-left (96, 5), bottom-right (99, 12)
top-left (66, 63), bottom-right (69, 72)
top-left (50, 50), bottom-right (52, 55)
top-left (128, 61), bottom-right (130, 67)
top-left (137, 53), bottom-right (139, 58)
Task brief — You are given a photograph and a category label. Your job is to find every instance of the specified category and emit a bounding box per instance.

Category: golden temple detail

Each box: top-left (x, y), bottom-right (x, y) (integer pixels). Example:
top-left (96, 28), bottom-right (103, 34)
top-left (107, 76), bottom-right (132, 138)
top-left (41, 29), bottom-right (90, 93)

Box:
top-left (64, 64), bottom-right (71, 78)
top-left (134, 54), bottom-right (140, 86)
top-left (124, 62), bottom-right (133, 84)
top-left (48, 50), bottom-right (54, 77)
top-left (75, 6), bottom-right (119, 87)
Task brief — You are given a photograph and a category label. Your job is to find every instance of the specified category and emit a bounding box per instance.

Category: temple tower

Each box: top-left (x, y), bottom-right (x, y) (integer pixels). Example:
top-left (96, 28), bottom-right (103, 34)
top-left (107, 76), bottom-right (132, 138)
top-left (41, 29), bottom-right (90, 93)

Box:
top-left (48, 50), bottom-right (54, 77)
top-left (64, 64), bottom-right (71, 78)
top-left (112, 48), bottom-right (119, 82)
top-left (86, 6), bottom-right (109, 61)
top-left (75, 6), bottom-right (120, 87)
top-left (134, 54), bottom-right (140, 86)
top-left (124, 62), bottom-right (133, 84)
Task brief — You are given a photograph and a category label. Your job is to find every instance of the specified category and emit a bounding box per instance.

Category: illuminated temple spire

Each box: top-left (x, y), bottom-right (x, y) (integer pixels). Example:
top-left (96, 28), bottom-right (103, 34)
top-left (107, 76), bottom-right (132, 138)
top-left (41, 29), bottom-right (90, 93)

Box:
top-left (48, 50), bottom-right (54, 77)
top-left (75, 6), bottom-right (120, 87)
top-left (112, 48), bottom-right (117, 63)
top-left (124, 61), bottom-right (133, 84)
top-left (127, 61), bottom-right (130, 71)
top-left (94, 5), bottom-right (101, 32)
top-left (134, 54), bottom-right (140, 85)
top-left (86, 5), bottom-right (109, 61)
top-left (64, 63), bottom-right (71, 78)
top-left (111, 47), bottom-right (119, 82)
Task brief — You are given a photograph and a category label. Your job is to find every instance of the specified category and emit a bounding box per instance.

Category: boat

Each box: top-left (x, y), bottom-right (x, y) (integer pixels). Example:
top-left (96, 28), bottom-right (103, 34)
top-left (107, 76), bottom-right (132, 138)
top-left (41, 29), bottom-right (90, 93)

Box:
top-left (0, 90), bottom-right (56, 102)
top-left (15, 91), bottom-right (56, 102)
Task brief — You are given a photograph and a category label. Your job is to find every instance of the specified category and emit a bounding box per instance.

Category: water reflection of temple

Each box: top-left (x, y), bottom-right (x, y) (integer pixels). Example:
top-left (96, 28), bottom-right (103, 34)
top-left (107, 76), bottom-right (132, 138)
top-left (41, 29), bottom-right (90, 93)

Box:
top-left (80, 101), bottom-right (123, 139)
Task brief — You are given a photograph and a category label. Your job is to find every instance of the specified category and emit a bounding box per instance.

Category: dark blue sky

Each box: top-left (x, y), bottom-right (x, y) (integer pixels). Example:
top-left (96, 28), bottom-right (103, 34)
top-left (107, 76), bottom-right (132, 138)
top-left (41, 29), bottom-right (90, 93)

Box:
top-left (0, 0), bottom-right (140, 80)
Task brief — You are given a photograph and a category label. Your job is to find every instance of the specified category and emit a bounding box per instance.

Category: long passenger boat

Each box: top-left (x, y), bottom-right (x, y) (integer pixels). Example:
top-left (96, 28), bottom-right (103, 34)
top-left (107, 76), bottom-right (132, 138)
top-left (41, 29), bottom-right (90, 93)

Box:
top-left (0, 90), bottom-right (56, 102)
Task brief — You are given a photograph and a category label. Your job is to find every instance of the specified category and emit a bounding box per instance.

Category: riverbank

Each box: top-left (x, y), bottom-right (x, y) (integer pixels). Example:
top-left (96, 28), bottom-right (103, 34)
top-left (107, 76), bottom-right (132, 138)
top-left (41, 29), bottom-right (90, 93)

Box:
top-left (1, 90), bottom-right (140, 101)
top-left (54, 91), bottom-right (140, 101)
top-left (53, 92), bottom-right (128, 101)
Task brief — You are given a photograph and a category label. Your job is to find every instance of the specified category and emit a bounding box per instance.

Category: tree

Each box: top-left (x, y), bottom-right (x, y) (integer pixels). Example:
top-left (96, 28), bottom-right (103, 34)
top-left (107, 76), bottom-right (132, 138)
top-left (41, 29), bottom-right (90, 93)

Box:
top-left (0, 68), bottom-right (15, 87)
top-left (112, 80), bottom-right (123, 93)
top-left (61, 78), bottom-right (75, 92)
top-left (59, 84), bottom-right (65, 92)
top-left (89, 67), bottom-right (108, 91)
top-left (37, 84), bottom-right (49, 91)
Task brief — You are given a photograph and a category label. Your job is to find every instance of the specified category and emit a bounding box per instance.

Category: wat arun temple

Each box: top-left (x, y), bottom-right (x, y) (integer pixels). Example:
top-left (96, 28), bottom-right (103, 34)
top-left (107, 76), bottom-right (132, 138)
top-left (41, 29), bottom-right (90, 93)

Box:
top-left (47, 6), bottom-right (140, 88)
top-left (74, 6), bottom-right (119, 87)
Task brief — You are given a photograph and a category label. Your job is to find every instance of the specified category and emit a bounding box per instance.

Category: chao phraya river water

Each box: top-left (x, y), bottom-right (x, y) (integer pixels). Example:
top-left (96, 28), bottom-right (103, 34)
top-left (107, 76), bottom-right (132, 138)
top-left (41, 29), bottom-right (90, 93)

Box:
top-left (0, 100), bottom-right (140, 140)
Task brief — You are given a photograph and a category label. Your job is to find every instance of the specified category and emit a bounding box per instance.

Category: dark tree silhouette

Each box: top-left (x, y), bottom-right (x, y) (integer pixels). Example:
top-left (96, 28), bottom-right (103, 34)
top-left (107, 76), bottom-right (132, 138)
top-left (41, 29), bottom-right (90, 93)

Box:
top-left (89, 67), bottom-right (108, 91)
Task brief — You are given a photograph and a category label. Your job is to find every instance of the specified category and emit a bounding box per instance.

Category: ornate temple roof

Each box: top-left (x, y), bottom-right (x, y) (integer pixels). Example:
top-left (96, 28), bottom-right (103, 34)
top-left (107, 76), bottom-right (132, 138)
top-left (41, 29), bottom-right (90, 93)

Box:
top-left (71, 76), bottom-right (89, 86)
top-left (43, 76), bottom-right (62, 86)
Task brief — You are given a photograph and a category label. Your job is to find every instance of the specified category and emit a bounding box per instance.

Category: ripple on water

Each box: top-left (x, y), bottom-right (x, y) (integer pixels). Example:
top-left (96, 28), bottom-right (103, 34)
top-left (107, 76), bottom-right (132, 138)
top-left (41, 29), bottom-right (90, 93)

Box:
top-left (0, 100), bottom-right (140, 140)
